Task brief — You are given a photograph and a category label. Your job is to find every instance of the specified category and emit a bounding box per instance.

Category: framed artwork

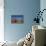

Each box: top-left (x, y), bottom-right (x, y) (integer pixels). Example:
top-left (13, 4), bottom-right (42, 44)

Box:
top-left (11, 15), bottom-right (24, 24)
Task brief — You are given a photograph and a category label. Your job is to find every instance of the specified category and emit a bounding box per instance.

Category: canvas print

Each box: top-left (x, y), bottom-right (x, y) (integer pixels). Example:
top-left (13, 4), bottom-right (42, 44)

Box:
top-left (11, 15), bottom-right (24, 24)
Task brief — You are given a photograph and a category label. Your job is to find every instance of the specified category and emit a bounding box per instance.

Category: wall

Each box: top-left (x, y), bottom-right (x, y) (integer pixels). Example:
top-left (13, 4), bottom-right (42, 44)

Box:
top-left (40, 0), bottom-right (46, 45)
top-left (0, 0), bottom-right (4, 41)
top-left (4, 0), bottom-right (40, 42)
top-left (40, 0), bottom-right (46, 26)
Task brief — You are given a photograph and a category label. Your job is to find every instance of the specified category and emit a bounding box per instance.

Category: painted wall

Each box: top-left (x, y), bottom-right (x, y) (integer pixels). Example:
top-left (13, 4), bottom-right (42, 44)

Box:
top-left (4, 0), bottom-right (40, 42)
top-left (40, 0), bottom-right (46, 27)
top-left (40, 0), bottom-right (46, 45)
top-left (0, 0), bottom-right (4, 41)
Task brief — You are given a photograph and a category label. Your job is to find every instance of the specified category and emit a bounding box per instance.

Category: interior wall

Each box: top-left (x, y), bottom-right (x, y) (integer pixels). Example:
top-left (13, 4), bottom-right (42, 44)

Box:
top-left (40, 0), bottom-right (46, 27)
top-left (40, 0), bottom-right (46, 45)
top-left (4, 0), bottom-right (40, 42)
top-left (0, 0), bottom-right (4, 42)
